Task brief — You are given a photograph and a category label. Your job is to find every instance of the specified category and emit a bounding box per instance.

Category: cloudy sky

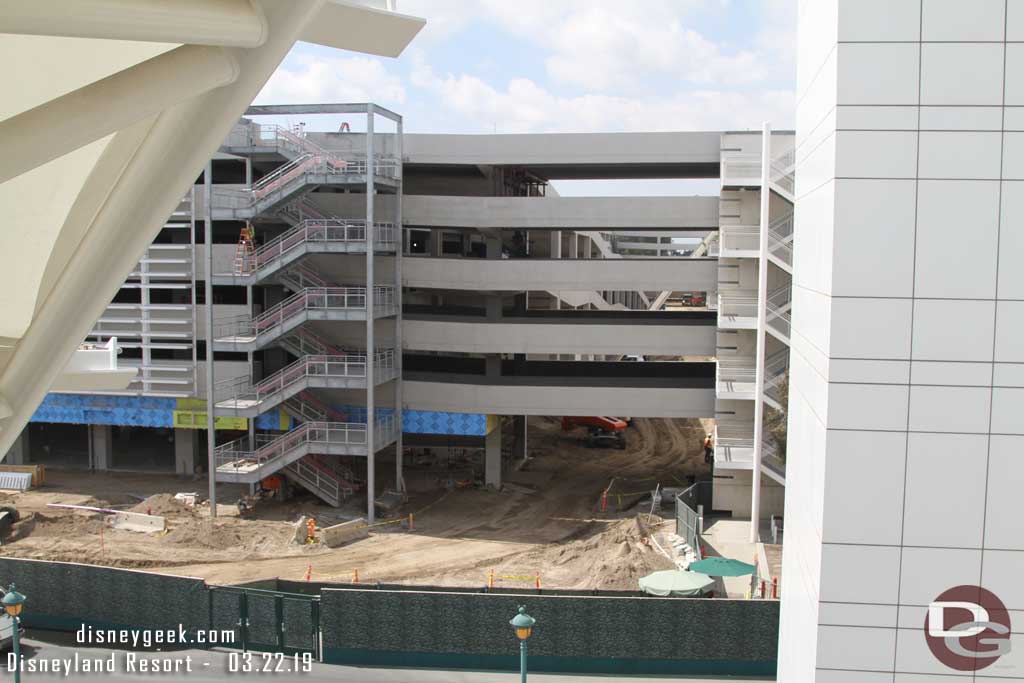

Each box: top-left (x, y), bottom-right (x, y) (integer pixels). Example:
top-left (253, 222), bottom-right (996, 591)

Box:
top-left (255, 1), bottom-right (796, 195)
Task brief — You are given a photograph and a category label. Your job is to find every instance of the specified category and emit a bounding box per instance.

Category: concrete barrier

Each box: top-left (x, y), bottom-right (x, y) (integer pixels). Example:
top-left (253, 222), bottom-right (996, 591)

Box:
top-left (322, 518), bottom-right (367, 548)
top-left (106, 512), bottom-right (165, 533)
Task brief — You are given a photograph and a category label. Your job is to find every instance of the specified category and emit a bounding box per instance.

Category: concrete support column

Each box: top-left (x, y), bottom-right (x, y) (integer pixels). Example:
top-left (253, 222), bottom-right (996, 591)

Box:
top-left (4, 430), bottom-right (27, 465)
top-left (486, 295), bottom-right (502, 321)
top-left (174, 428), bottom-right (197, 476)
top-left (485, 355), bottom-right (501, 378)
top-left (485, 418), bottom-right (501, 488)
top-left (91, 424), bottom-right (113, 471)
top-left (571, 232), bottom-right (579, 258)
top-left (485, 235), bottom-right (501, 259)
top-left (550, 231), bottom-right (562, 259)
top-left (512, 415), bottom-right (527, 461)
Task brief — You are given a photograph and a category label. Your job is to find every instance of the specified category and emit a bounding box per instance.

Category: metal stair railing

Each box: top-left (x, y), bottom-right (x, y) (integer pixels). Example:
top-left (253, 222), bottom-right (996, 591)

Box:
top-left (218, 351), bottom-right (396, 409)
top-left (764, 349), bottom-right (790, 408)
top-left (234, 220), bottom-right (398, 276)
top-left (766, 285), bottom-right (793, 339)
top-left (283, 458), bottom-right (344, 505)
top-left (281, 327), bottom-right (343, 357)
top-left (213, 286), bottom-right (395, 340)
top-left (214, 415), bottom-right (396, 479)
top-left (770, 149), bottom-right (796, 199)
top-left (767, 213), bottom-right (794, 268)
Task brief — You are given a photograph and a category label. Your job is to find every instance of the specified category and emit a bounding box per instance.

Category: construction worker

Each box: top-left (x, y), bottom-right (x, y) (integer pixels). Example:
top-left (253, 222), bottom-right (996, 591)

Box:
top-left (703, 433), bottom-right (714, 464)
top-left (306, 517), bottom-right (317, 543)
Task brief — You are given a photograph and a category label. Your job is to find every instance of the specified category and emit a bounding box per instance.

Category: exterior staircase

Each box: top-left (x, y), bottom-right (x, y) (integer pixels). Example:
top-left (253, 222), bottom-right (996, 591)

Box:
top-left (212, 219), bottom-right (397, 287)
top-left (215, 350), bottom-right (396, 417)
top-left (211, 285), bottom-right (396, 351)
top-left (214, 414), bottom-right (396, 487)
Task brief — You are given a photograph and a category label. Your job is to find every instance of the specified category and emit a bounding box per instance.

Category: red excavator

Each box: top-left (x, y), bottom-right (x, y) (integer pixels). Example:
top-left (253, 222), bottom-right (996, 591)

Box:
top-left (561, 416), bottom-right (628, 450)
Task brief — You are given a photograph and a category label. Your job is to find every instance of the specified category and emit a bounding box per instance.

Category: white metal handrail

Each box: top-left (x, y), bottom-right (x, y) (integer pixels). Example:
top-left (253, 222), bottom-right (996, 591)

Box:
top-left (219, 351), bottom-right (396, 406)
top-left (214, 286), bottom-right (396, 339)
top-left (766, 285), bottom-right (793, 338)
top-left (215, 416), bottom-right (397, 475)
top-left (285, 458), bottom-right (345, 503)
top-left (235, 220), bottom-right (397, 275)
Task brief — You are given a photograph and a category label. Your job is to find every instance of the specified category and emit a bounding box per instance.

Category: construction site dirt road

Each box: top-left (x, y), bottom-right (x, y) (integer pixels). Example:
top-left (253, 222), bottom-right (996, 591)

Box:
top-left (0, 417), bottom-right (711, 591)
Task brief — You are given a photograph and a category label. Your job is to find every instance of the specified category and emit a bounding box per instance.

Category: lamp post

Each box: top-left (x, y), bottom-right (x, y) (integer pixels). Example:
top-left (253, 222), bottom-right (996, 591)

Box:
top-left (509, 605), bottom-right (535, 683)
top-left (3, 584), bottom-right (26, 683)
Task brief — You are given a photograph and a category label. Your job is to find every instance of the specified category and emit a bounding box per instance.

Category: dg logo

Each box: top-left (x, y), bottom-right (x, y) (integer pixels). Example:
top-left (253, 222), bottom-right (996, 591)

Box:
top-left (925, 585), bottom-right (1011, 671)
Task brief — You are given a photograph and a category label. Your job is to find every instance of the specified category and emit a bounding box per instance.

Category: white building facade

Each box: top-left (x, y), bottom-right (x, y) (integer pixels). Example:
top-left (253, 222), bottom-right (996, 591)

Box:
top-left (780, 0), bottom-right (1024, 678)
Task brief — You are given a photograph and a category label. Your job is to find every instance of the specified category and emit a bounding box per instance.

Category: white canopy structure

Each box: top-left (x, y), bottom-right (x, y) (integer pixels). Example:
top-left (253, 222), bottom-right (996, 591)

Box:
top-left (0, 0), bottom-right (424, 452)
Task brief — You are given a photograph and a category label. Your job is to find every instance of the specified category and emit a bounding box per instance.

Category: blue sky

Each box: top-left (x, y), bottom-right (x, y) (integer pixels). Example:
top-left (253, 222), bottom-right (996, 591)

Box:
top-left (255, 0), bottom-right (796, 195)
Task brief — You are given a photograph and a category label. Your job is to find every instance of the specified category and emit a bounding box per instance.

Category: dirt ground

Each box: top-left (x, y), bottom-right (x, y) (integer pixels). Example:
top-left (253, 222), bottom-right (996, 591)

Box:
top-left (0, 417), bottom-right (712, 591)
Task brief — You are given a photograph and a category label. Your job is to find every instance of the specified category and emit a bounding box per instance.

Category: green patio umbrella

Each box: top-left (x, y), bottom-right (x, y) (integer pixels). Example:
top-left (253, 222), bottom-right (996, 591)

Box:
top-left (638, 570), bottom-right (714, 597)
top-left (687, 557), bottom-right (756, 577)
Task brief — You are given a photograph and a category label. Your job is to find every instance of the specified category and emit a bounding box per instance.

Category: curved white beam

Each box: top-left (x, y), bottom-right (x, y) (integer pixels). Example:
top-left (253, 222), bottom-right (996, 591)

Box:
top-left (0, 45), bottom-right (240, 184)
top-left (0, 0), bottom-right (269, 47)
top-left (0, 0), bottom-right (325, 455)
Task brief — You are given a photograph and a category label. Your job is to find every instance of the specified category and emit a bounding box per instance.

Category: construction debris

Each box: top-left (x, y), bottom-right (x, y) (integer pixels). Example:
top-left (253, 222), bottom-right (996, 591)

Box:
top-left (106, 511), bottom-right (165, 533)
top-left (0, 465), bottom-right (45, 488)
top-left (321, 518), bottom-right (368, 548)
top-left (174, 492), bottom-right (198, 506)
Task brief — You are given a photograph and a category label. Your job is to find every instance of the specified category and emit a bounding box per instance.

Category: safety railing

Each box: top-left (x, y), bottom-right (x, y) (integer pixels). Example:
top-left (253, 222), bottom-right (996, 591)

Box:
top-left (215, 416), bottom-right (396, 478)
top-left (717, 290), bottom-right (759, 320)
top-left (770, 148), bottom-right (796, 198)
top-left (719, 224), bottom-right (761, 254)
top-left (277, 197), bottom-right (330, 225)
top-left (284, 458), bottom-right (348, 505)
top-left (762, 441), bottom-right (787, 481)
top-left (214, 286), bottom-right (396, 340)
top-left (763, 350), bottom-right (790, 407)
top-left (767, 213), bottom-right (794, 268)
top-left (217, 351), bottom-right (396, 407)
top-left (253, 153), bottom-right (348, 201)
top-left (234, 220), bottom-right (397, 275)
top-left (765, 285), bottom-right (792, 340)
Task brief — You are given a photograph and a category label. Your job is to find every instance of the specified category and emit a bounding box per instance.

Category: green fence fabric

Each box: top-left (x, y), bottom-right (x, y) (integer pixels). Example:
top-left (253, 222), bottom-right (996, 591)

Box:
top-left (0, 557), bottom-right (210, 636)
top-left (0, 558), bottom-right (779, 676)
top-left (321, 587), bottom-right (778, 676)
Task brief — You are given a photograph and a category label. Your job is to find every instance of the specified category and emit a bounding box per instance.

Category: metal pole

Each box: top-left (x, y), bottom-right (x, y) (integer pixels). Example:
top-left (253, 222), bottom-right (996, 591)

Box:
top-left (750, 122), bottom-right (771, 543)
top-left (394, 116), bottom-right (404, 494)
top-left (12, 615), bottom-right (20, 683)
top-left (365, 105), bottom-right (376, 523)
top-left (204, 161), bottom-right (217, 518)
top-left (520, 640), bottom-right (527, 683)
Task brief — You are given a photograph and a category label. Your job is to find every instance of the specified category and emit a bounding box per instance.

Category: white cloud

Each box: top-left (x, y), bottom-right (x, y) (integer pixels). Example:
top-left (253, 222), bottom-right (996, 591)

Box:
top-left (412, 61), bottom-right (793, 133)
top-left (477, 0), bottom-right (765, 91)
top-left (255, 52), bottom-right (406, 106)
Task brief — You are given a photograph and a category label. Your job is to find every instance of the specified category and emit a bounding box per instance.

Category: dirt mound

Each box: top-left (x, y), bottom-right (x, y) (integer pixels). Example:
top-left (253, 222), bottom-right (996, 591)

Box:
top-left (14, 511), bottom-right (105, 539)
top-left (164, 517), bottom-right (296, 555)
top-left (521, 517), bottom-right (673, 590)
top-left (131, 493), bottom-right (195, 516)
